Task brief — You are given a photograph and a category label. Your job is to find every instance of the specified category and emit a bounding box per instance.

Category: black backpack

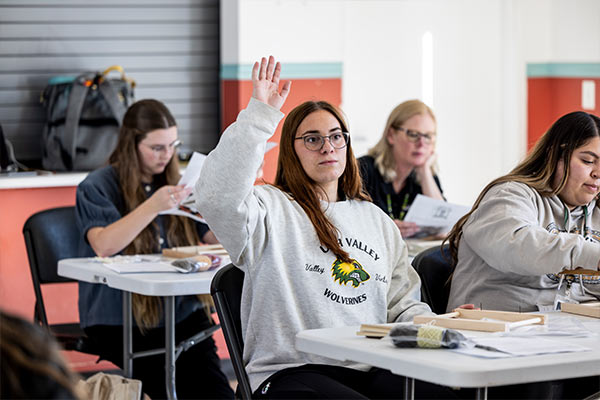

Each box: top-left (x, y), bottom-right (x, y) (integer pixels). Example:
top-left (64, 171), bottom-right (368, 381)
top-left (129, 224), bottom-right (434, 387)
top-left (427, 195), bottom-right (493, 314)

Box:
top-left (41, 66), bottom-right (135, 171)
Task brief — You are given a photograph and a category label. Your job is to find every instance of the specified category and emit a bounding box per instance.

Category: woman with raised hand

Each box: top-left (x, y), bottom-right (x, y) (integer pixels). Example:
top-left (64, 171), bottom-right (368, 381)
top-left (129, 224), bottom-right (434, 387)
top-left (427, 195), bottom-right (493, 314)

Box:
top-left (196, 56), bottom-right (458, 399)
top-left (360, 100), bottom-right (443, 238)
top-left (75, 99), bottom-right (233, 399)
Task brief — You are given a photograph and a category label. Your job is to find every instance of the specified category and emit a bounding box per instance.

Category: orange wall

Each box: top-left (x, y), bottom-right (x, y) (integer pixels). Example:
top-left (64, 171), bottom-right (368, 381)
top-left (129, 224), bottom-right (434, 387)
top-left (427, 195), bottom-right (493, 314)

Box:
top-left (221, 78), bottom-right (343, 183)
top-left (528, 77), bottom-right (600, 149)
top-left (0, 186), bottom-right (117, 371)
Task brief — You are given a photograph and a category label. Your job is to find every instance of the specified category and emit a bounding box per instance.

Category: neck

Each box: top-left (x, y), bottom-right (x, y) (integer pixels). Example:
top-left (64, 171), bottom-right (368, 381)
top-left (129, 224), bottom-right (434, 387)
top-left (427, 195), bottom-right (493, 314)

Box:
top-left (317, 182), bottom-right (339, 202)
top-left (393, 163), bottom-right (413, 192)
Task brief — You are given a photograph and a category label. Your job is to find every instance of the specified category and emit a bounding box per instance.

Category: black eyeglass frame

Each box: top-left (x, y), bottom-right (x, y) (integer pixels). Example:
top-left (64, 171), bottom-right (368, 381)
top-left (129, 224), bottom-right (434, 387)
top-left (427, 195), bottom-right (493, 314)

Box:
top-left (294, 132), bottom-right (350, 151)
top-left (393, 126), bottom-right (434, 144)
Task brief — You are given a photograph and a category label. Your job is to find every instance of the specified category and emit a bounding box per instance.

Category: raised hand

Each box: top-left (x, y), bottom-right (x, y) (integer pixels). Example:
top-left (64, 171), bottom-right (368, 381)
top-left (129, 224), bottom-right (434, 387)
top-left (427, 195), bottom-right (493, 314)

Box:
top-left (251, 56), bottom-right (291, 111)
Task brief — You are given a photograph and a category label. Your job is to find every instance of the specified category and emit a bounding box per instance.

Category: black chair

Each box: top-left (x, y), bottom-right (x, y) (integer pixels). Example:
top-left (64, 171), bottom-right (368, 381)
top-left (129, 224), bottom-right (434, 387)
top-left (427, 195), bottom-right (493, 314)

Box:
top-left (23, 206), bottom-right (98, 356)
top-left (411, 244), bottom-right (454, 314)
top-left (211, 263), bottom-right (252, 400)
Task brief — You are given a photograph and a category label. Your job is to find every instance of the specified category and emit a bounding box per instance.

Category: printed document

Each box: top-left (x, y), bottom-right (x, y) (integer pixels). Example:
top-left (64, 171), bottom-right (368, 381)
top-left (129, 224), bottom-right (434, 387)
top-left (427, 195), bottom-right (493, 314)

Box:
top-left (404, 194), bottom-right (470, 233)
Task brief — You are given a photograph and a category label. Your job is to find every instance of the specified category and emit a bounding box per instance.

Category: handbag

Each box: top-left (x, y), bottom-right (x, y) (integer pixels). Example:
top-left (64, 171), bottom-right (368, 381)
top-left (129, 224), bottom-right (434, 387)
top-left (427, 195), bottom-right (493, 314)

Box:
top-left (41, 65), bottom-right (136, 171)
top-left (75, 372), bottom-right (142, 400)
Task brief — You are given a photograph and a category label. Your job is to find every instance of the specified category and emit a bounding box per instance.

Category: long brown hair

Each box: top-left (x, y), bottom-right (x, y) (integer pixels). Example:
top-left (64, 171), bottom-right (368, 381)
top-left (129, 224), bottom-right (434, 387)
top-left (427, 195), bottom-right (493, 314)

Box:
top-left (447, 111), bottom-right (600, 267)
top-left (0, 311), bottom-right (84, 399)
top-left (109, 99), bottom-right (207, 329)
top-left (274, 101), bottom-right (371, 262)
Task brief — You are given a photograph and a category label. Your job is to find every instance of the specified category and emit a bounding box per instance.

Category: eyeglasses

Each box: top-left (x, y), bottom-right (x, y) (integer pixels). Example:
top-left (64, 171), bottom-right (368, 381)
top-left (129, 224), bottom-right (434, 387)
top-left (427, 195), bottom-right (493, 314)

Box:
top-left (295, 133), bottom-right (349, 151)
top-left (141, 139), bottom-right (182, 154)
top-left (394, 127), bottom-right (434, 144)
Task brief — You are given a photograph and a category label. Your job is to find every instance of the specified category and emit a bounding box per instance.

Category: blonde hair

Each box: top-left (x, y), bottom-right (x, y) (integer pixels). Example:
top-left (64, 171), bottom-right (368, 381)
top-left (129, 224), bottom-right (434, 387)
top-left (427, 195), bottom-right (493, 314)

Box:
top-left (367, 99), bottom-right (437, 182)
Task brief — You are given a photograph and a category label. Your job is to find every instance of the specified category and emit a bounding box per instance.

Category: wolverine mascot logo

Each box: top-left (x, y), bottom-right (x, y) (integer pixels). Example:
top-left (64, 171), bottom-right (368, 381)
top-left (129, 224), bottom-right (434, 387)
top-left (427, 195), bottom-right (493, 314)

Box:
top-left (331, 258), bottom-right (370, 288)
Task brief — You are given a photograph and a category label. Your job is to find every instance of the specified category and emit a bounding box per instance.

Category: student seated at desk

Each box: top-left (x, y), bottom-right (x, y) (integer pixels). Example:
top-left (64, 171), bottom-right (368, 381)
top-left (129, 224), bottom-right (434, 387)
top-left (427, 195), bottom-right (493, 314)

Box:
top-left (75, 99), bottom-right (233, 400)
top-left (196, 56), bottom-right (459, 399)
top-left (359, 100), bottom-right (444, 238)
top-left (446, 111), bottom-right (600, 400)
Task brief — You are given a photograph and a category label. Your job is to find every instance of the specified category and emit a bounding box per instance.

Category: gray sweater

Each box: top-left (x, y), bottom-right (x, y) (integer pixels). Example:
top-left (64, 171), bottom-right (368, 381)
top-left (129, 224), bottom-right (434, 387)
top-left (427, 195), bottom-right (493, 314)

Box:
top-left (447, 181), bottom-right (600, 312)
top-left (196, 98), bottom-right (431, 391)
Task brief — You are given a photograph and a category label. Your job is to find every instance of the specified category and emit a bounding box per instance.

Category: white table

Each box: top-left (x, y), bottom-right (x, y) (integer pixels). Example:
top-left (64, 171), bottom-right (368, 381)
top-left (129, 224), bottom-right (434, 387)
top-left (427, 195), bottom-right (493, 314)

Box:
top-left (58, 257), bottom-right (222, 400)
top-left (296, 312), bottom-right (600, 400)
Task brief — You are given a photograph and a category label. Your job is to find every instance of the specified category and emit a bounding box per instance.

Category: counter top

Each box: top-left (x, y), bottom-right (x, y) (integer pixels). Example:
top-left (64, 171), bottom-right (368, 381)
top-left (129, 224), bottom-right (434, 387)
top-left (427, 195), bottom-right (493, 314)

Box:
top-left (0, 171), bottom-right (88, 189)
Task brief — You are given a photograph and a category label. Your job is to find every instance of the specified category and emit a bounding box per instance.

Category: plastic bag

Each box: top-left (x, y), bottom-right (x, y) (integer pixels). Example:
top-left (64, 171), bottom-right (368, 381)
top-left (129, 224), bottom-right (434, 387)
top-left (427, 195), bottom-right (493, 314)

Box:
top-left (389, 324), bottom-right (467, 349)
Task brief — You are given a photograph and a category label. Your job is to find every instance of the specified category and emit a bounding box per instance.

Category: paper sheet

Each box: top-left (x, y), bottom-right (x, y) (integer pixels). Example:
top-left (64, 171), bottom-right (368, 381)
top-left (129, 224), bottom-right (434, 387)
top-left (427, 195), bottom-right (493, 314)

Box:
top-left (452, 336), bottom-right (591, 358)
top-left (404, 194), bottom-right (470, 232)
top-left (96, 255), bottom-right (179, 274)
top-left (178, 151), bottom-right (206, 189)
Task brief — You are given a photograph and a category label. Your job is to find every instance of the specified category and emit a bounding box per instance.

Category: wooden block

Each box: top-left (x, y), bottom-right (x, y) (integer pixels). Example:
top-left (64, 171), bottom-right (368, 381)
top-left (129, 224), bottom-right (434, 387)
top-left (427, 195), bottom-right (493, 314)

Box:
top-left (561, 302), bottom-right (600, 318)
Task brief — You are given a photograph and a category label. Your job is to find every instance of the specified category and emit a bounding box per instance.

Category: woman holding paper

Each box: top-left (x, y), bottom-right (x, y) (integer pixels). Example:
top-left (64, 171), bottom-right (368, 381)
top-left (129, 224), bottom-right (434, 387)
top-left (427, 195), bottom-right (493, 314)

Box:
top-left (359, 100), bottom-right (444, 238)
top-left (75, 99), bottom-right (233, 399)
top-left (196, 56), bottom-right (460, 399)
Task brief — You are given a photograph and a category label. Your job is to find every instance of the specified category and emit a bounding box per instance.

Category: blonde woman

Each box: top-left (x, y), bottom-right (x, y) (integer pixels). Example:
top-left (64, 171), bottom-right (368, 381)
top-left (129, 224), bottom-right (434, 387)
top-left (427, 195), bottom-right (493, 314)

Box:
top-left (75, 99), bottom-right (233, 399)
top-left (360, 100), bottom-right (443, 238)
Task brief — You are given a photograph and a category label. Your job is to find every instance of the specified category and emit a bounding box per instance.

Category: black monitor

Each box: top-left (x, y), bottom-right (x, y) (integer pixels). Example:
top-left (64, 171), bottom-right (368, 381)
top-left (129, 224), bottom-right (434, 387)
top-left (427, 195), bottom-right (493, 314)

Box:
top-left (0, 125), bottom-right (9, 171)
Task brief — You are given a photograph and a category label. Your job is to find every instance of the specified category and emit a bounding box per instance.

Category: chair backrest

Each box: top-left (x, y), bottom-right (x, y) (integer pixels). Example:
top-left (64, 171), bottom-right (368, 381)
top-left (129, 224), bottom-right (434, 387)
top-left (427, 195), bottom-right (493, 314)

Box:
top-left (411, 244), bottom-right (453, 314)
top-left (23, 206), bottom-right (80, 326)
top-left (210, 263), bottom-right (252, 400)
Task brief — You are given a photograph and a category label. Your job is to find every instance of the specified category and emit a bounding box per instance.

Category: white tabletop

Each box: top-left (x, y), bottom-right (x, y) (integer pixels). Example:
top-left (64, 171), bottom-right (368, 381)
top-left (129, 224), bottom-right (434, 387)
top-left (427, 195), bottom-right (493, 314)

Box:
top-left (58, 257), bottom-right (219, 296)
top-left (295, 313), bottom-right (600, 388)
top-left (0, 171), bottom-right (88, 189)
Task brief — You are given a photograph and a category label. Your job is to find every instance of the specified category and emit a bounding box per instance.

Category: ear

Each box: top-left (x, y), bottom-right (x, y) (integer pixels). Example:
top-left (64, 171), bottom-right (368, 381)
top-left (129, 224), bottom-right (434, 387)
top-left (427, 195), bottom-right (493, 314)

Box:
top-left (386, 127), bottom-right (396, 146)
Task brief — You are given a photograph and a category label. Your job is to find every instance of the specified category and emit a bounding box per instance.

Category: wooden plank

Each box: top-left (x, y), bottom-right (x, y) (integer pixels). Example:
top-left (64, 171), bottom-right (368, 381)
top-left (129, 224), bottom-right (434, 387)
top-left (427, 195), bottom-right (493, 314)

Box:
top-left (456, 309), bottom-right (547, 324)
top-left (561, 302), bottom-right (600, 318)
top-left (0, 23), bottom-right (218, 39)
top-left (412, 316), bottom-right (509, 332)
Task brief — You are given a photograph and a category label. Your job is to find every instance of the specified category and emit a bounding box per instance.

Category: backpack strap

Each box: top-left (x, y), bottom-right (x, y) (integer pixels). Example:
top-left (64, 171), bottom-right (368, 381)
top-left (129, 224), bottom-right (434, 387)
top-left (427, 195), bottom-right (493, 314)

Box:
top-left (63, 73), bottom-right (94, 166)
top-left (98, 79), bottom-right (128, 128)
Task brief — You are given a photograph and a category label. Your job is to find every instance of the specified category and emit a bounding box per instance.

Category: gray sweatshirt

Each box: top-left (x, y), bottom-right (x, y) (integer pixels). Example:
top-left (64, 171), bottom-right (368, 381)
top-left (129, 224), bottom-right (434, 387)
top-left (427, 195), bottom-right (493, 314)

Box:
top-left (447, 181), bottom-right (600, 312)
top-left (196, 98), bottom-right (431, 391)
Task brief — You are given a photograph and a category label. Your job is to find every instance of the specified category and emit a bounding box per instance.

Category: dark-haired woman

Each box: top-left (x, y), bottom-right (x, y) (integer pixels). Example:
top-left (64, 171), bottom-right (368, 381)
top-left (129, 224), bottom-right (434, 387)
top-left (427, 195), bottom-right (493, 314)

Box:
top-left (447, 111), bottom-right (600, 313)
top-left (0, 310), bottom-right (84, 399)
top-left (75, 99), bottom-right (233, 399)
top-left (195, 56), bottom-right (463, 399)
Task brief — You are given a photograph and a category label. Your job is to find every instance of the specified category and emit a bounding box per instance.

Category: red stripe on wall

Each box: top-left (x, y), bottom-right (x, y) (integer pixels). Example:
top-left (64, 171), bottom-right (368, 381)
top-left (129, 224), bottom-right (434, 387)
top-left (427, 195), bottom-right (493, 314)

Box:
top-left (528, 77), bottom-right (600, 148)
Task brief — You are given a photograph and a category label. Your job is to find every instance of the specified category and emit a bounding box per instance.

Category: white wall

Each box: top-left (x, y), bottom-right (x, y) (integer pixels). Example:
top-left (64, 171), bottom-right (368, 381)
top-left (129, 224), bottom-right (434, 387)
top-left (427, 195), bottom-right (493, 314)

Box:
top-left (223, 0), bottom-right (600, 206)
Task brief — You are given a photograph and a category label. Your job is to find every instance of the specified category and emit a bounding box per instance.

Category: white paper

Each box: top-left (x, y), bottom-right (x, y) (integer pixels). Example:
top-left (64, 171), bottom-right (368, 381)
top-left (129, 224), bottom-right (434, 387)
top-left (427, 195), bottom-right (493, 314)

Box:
top-left (178, 151), bottom-right (206, 189)
top-left (404, 194), bottom-right (470, 232)
top-left (95, 255), bottom-right (179, 274)
top-left (462, 336), bottom-right (591, 357)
